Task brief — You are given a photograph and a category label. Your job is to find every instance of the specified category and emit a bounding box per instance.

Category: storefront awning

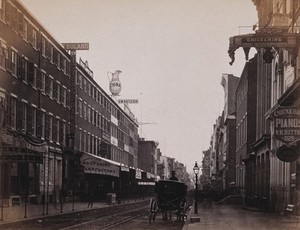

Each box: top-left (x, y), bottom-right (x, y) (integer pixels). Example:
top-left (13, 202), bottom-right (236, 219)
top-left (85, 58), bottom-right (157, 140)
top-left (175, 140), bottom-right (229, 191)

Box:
top-left (1, 132), bottom-right (47, 163)
top-left (81, 153), bottom-right (120, 177)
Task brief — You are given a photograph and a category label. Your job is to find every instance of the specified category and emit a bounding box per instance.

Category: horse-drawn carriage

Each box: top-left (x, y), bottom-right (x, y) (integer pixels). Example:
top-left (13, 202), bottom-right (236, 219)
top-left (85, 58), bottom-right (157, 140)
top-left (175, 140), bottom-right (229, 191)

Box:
top-left (148, 179), bottom-right (188, 224)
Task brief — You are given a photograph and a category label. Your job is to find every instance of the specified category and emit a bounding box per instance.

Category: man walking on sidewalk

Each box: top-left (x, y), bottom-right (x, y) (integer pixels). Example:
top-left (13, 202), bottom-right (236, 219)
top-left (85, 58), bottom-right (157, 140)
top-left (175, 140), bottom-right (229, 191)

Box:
top-left (87, 188), bottom-right (94, 208)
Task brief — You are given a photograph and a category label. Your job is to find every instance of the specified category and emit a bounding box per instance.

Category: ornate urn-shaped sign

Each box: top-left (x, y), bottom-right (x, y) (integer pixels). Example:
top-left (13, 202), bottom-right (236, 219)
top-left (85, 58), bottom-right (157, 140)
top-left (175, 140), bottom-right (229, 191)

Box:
top-left (108, 70), bottom-right (122, 96)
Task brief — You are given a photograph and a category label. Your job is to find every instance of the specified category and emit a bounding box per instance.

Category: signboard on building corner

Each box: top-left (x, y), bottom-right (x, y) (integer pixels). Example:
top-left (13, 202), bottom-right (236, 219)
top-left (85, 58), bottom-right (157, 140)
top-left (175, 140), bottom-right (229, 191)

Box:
top-left (273, 107), bottom-right (300, 144)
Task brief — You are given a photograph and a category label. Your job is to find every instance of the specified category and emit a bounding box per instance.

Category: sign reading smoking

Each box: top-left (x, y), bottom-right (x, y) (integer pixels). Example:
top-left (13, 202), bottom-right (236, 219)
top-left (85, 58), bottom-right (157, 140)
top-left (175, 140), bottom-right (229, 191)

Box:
top-left (273, 107), bottom-right (300, 143)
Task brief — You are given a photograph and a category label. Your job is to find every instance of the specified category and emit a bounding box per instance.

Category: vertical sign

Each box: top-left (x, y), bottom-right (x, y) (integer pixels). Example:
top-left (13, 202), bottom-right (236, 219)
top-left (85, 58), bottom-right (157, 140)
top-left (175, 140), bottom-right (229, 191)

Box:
top-left (63, 43), bottom-right (89, 148)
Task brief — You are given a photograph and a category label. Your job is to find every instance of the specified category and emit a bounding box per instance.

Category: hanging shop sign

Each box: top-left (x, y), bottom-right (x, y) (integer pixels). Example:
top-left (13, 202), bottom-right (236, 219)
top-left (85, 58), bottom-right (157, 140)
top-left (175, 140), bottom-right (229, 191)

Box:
top-left (276, 145), bottom-right (299, 162)
top-left (81, 153), bottom-right (119, 177)
top-left (228, 30), bottom-right (300, 65)
top-left (273, 107), bottom-right (300, 144)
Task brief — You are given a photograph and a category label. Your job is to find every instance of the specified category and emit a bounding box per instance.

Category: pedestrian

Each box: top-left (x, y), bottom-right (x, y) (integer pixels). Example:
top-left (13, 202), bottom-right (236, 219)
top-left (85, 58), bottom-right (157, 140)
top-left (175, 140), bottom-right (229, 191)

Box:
top-left (87, 188), bottom-right (94, 208)
top-left (169, 170), bottom-right (179, 181)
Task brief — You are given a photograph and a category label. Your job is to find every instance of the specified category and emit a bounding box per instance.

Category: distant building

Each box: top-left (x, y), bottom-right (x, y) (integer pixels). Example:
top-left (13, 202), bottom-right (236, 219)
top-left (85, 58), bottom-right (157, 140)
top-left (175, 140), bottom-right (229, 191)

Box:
top-left (138, 138), bottom-right (158, 177)
top-left (221, 74), bottom-right (239, 190)
top-left (202, 149), bottom-right (211, 177)
top-left (235, 55), bottom-right (257, 205)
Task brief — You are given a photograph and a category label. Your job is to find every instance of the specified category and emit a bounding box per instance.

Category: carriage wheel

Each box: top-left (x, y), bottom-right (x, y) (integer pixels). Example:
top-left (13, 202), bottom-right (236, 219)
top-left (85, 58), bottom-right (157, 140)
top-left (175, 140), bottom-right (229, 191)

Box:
top-left (149, 199), bottom-right (158, 224)
top-left (179, 200), bottom-right (188, 222)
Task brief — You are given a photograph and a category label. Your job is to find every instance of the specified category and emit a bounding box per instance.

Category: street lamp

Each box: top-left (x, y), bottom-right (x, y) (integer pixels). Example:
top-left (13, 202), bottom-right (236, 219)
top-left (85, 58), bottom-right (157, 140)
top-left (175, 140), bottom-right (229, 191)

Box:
top-left (193, 161), bottom-right (199, 214)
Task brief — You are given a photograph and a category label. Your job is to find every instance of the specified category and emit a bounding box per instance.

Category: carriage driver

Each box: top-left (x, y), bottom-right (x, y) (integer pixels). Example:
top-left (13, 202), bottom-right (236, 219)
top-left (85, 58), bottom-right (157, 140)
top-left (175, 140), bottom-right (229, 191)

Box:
top-left (169, 170), bottom-right (179, 181)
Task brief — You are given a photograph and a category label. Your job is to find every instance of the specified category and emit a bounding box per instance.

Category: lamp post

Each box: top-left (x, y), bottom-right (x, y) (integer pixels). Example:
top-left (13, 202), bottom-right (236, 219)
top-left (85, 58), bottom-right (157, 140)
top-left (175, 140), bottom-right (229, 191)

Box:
top-left (193, 161), bottom-right (199, 214)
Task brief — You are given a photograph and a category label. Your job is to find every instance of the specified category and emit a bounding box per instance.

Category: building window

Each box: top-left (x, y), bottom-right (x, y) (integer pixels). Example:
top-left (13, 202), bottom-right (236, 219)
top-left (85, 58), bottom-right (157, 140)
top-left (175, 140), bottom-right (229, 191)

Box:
top-left (45, 114), bottom-right (50, 141)
top-left (38, 72), bottom-right (46, 93)
top-left (83, 103), bottom-right (87, 120)
top-left (10, 49), bottom-right (17, 75)
top-left (61, 86), bottom-right (66, 106)
top-left (21, 57), bottom-right (28, 82)
top-left (87, 106), bottom-right (91, 123)
top-left (21, 102), bottom-right (27, 132)
top-left (26, 106), bottom-right (36, 136)
top-left (50, 45), bottom-right (54, 63)
top-left (63, 58), bottom-right (67, 74)
top-left (83, 132), bottom-right (86, 152)
top-left (32, 29), bottom-right (37, 49)
top-left (59, 120), bottom-right (65, 145)
top-left (83, 78), bottom-right (87, 92)
top-left (79, 129), bottom-right (82, 151)
top-left (41, 37), bottom-right (46, 57)
top-left (45, 75), bottom-right (53, 98)
top-left (53, 81), bottom-right (58, 101)
top-left (78, 99), bottom-right (82, 117)
top-left (78, 73), bottom-right (82, 88)
top-left (16, 100), bottom-right (23, 131)
top-left (10, 97), bottom-right (16, 129)
top-left (56, 82), bottom-right (60, 103)
top-left (66, 90), bottom-right (70, 108)
top-left (0, 0), bottom-right (3, 21)
top-left (36, 110), bottom-right (45, 138)
top-left (0, 41), bottom-right (7, 69)
top-left (87, 133), bottom-right (90, 153)
top-left (24, 20), bottom-right (28, 41)
top-left (57, 52), bottom-right (61, 69)
top-left (27, 61), bottom-right (35, 86)
top-left (53, 48), bottom-right (58, 66)
top-left (52, 118), bottom-right (58, 143)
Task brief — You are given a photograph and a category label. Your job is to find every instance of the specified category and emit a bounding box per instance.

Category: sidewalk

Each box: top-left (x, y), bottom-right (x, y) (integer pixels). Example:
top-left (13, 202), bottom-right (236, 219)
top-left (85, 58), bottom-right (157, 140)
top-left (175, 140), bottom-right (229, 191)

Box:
top-left (0, 198), bottom-right (148, 225)
top-left (182, 202), bottom-right (300, 230)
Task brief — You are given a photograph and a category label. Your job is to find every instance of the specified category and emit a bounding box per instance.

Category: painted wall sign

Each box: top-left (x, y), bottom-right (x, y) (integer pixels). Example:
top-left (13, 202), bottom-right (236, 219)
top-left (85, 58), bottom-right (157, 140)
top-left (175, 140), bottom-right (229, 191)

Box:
top-left (273, 107), bottom-right (300, 143)
top-left (62, 43), bottom-right (89, 50)
top-left (276, 145), bottom-right (299, 162)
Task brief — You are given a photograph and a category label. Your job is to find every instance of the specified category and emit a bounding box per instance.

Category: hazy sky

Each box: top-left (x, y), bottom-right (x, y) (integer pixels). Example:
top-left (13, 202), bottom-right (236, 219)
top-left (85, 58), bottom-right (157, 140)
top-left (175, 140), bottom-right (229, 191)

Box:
top-left (20, 0), bottom-right (257, 173)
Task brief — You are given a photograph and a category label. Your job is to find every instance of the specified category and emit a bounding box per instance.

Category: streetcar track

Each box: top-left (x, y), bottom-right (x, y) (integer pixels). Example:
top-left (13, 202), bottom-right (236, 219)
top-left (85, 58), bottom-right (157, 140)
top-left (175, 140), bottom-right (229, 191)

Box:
top-left (59, 206), bottom-right (147, 230)
top-left (101, 212), bottom-right (144, 230)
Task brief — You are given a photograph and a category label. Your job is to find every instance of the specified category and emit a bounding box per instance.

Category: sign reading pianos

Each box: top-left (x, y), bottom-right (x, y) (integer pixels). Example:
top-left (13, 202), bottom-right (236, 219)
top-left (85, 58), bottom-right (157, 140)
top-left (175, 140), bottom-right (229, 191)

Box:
top-left (273, 107), bottom-right (300, 162)
top-left (273, 107), bottom-right (300, 143)
top-left (81, 153), bottom-right (119, 177)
